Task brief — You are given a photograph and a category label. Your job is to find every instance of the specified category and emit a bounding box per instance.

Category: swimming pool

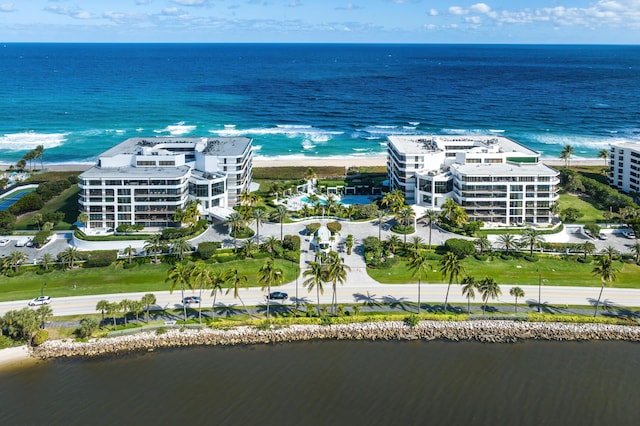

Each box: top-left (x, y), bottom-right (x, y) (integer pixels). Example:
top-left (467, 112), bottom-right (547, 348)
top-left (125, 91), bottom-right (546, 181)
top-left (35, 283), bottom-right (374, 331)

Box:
top-left (298, 195), bottom-right (375, 207)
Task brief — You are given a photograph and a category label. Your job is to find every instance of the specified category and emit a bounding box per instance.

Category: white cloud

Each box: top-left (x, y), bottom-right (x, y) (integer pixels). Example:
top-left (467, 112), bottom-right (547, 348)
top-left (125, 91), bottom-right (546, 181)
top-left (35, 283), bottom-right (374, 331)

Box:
top-left (448, 6), bottom-right (467, 16)
top-left (44, 5), bottom-right (96, 19)
top-left (470, 3), bottom-right (491, 14)
top-left (171, 0), bottom-right (207, 6)
top-left (336, 3), bottom-right (362, 10)
top-left (428, 9), bottom-right (438, 16)
top-left (0, 3), bottom-right (14, 12)
top-left (289, 1), bottom-right (302, 7)
top-left (162, 7), bottom-right (180, 16)
top-left (135, 0), bottom-right (153, 5)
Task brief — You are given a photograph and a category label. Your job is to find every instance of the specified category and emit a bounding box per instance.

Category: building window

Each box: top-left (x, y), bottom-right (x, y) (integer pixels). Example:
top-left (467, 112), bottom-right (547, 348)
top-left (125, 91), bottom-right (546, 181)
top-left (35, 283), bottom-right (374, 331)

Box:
top-left (159, 161), bottom-right (175, 166)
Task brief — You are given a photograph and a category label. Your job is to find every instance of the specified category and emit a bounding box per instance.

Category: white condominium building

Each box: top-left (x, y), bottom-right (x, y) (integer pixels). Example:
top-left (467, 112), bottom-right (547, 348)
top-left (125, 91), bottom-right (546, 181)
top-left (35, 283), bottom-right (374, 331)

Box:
top-left (609, 141), bottom-right (640, 195)
top-left (79, 137), bottom-right (253, 231)
top-left (387, 135), bottom-right (560, 225)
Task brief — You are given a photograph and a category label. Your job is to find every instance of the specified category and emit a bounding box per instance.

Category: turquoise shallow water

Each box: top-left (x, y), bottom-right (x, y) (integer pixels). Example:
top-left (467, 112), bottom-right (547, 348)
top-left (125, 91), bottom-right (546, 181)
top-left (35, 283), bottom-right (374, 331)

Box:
top-left (1, 43), bottom-right (639, 164)
top-left (1, 340), bottom-right (639, 425)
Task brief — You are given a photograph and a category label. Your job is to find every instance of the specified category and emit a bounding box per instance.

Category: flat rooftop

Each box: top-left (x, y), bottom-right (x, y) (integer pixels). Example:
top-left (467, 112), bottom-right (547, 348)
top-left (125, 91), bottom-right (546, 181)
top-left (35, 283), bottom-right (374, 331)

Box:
top-left (612, 141), bottom-right (640, 151)
top-left (99, 137), bottom-right (252, 158)
top-left (80, 165), bottom-right (190, 179)
top-left (388, 135), bottom-right (538, 156)
top-left (452, 161), bottom-right (558, 176)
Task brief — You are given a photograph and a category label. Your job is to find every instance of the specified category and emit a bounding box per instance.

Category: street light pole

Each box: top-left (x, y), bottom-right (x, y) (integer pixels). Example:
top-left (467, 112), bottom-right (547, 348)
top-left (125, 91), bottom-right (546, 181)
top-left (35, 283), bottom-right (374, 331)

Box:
top-left (41, 282), bottom-right (47, 297)
top-left (537, 268), bottom-right (541, 313)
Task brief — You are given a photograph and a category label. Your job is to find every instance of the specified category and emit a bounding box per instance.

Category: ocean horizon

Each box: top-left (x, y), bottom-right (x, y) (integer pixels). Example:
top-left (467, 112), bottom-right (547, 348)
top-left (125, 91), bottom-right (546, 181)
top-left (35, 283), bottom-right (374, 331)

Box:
top-left (1, 43), bottom-right (639, 165)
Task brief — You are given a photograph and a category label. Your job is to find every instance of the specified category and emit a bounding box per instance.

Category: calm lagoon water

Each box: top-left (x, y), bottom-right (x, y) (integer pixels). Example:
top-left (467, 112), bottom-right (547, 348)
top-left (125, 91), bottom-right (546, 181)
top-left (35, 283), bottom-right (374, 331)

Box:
top-left (1, 340), bottom-right (639, 425)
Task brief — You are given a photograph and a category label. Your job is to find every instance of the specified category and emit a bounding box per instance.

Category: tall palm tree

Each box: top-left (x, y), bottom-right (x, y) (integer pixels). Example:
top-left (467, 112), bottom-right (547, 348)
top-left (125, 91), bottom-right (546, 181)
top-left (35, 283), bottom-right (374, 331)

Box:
top-left (409, 236), bottom-right (424, 253)
top-left (376, 210), bottom-right (386, 240)
top-left (224, 267), bottom-right (251, 318)
top-left (166, 261), bottom-right (193, 321)
top-left (208, 270), bottom-right (226, 319)
top-left (34, 144), bottom-right (45, 170)
top-left (385, 234), bottom-right (401, 255)
top-left (96, 299), bottom-right (110, 321)
top-left (460, 276), bottom-right (477, 314)
top-left (408, 250), bottom-right (431, 314)
top-left (251, 208), bottom-right (268, 243)
top-left (171, 237), bottom-right (192, 261)
top-left (325, 251), bottom-right (350, 314)
top-left (395, 206), bottom-right (415, 245)
top-left (35, 305), bottom-right (53, 329)
top-left (259, 258), bottom-right (284, 320)
top-left (141, 293), bottom-right (157, 323)
top-left (59, 247), bottom-right (81, 270)
top-left (421, 209), bottom-right (439, 247)
top-left (303, 261), bottom-right (325, 316)
top-left (272, 205), bottom-right (289, 241)
top-left (144, 234), bottom-right (165, 264)
top-left (7, 250), bottom-right (28, 273)
top-left (497, 233), bottom-right (517, 255)
top-left (106, 302), bottom-right (119, 329)
top-left (439, 251), bottom-right (465, 314)
top-left (601, 245), bottom-right (619, 261)
top-left (39, 253), bottom-right (55, 271)
top-left (119, 299), bottom-right (131, 325)
top-left (509, 286), bottom-right (525, 314)
top-left (190, 260), bottom-right (213, 324)
top-left (479, 277), bottom-right (501, 314)
top-left (560, 144), bottom-right (575, 167)
top-left (598, 148), bottom-right (609, 167)
top-left (325, 195), bottom-right (339, 216)
top-left (225, 211), bottom-right (245, 249)
top-left (591, 256), bottom-right (618, 317)
top-left (519, 228), bottom-right (544, 256)
top-left (579, 241), bottom-right (596, 260)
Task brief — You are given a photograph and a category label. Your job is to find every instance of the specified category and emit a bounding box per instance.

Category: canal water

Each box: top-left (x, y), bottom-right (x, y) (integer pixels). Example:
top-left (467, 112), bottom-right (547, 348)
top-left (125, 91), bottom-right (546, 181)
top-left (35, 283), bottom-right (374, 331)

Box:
top-left (1, 340), bottom-right (638, 425)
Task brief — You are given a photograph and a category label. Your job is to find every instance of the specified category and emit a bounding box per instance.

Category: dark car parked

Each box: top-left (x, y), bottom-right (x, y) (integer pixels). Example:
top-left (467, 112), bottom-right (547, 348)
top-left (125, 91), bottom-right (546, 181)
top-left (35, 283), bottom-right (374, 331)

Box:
top-left (267, 292), bottom-right (288, 300)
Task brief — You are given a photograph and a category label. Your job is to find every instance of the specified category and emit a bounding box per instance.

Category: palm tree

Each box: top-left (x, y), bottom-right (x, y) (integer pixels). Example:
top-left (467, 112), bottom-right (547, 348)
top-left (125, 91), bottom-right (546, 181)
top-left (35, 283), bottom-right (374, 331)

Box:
top-left (35, 305), bottom-right (53, 329)
top-left (303, 261), bottom-right (325, 316)
top-left (591, 256), bottom-right (618, 317)
top-left (479, 277), bottom-right (501, 314)
top-left (519, 228), bottom-right (544, 256)
top-left (421, 209), bottom-right (439, 247)
top-left (460, 276), bottom-right (477, 314)
top-left (439, 251), bottom-right (465, 314)
top-left (34, 144), bottom-right (45, 170)
top-left (190, 260), bottom-right (213, 324)
top-left (598, 148), bottom-right (609, 167)
top-left (376, 210), bottom-right (386, 240)
top-left (240, 239), bottom-right (255, 258)
top-left (39, 253), bottom-right (55, 271)
top-left (7, 250), bottom-right (28, 273)
top-left (225, 211), bottom-right (245, 249)
top-left (272, 205), bottom-right (289, 241)
top-left (96, 299), bottom-right (110, 321)
top-left (251, 208), bottom-right (268, 243)
top-left (345, 205), bottom-right (357, 221)
top-left (105, 302), bottom-right (119, 329)
top-left (560, 144), bottom-right (575, 167)
top-left (166, 261), bottom-right (193, 322)
top-left (408, 250), bottom-right (431, 314)
top-left (141, 293), bottom-right (157, 323)
top-left (261, 236), bottom-right (279, 254)
top-left (601, 245), bottom-right (619, 261)
top-left (409, 236), bottom-right (424, 253)
top-left (32, 213), bottom-right (43, 231)
top-left (59, 247), bottom-right (80, 269)
top-left (497, 233), bottom-right (517, 255)
top-left (395, 206), bottom-right (415, 244)
top-left (631, 242), bottom-right (640, 264)
top-left (475, 235), bottom-right (491, 255)
top-left (224, 267), bottom-right (251, 318)
top-left (325, 195), bottom-right (340, 216)
top-left (77, 213), bottom-right (89, 229)
top-left (144, 234), bottom-right (165, 264)
top-left (509, 286), bottom-right (525, 314)
top-left (325, 251), bottom-right (349, 314)
top-left (171, 237), bottom-right (192, 261)
top-left (385, 234), bottom-right (401, 255)
top-left (259, 258), bottom-right (284, 320)
top-left (123, 245), bottom-right (137, 264)
top-left (129, 300), bottom-right (143, 323)
top-left (208, 270), bottom-right (226, 319)
top-left (579, 241), bottom-right (596, 260)
top-left (119, 299), bottom-right (131, 325)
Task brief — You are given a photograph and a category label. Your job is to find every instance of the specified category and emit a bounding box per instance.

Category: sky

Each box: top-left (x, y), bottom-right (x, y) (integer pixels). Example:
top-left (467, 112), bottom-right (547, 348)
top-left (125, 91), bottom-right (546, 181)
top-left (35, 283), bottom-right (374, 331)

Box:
top-left (0, 0), bottom-right (639, 44)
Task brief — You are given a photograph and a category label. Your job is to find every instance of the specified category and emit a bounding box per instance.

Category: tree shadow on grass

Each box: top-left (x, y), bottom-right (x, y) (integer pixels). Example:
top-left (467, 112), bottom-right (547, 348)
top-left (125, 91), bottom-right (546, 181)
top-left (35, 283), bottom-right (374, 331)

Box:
top-left (591, 299), bottom-right (640, 319)
top-left (256, 302), bottom-right (294, 318)
top-left (381, 295), bottom-right (411, 311)
top-left (526, 298), bottom-right (566, 314)
top-left (353, 291), bottom-right (381, 307)
top-left (213, 303), bottom-right (244, 318)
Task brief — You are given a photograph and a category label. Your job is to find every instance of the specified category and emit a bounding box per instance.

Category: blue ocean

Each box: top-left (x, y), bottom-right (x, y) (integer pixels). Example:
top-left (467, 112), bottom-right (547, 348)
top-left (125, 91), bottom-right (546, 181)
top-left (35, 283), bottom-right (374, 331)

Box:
top-left (0, 43), bottom-right (639, 165)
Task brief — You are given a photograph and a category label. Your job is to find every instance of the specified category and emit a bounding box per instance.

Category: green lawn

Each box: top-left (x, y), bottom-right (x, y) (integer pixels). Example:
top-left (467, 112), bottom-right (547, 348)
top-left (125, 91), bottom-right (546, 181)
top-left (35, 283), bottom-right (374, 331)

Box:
top-left (15, 184), bottom-right (80, 230)
top-left (558, 192), bottom-right (605, 223)
top-left (0, 258), bottom-right (299, 302)
top-left (367, 255), bottom-right (640, 288)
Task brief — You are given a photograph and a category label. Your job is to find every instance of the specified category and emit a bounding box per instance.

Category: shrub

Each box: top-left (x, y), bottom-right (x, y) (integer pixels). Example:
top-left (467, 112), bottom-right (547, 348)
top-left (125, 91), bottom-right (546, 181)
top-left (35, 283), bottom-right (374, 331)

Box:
top-left (326, 221), bottom-right (342, 234)
top-left (282, 235), bottom-right (301, 251)
top-left (84, 250), bottom-right (118, 268)
top-left (524, 254), bottom-right (539, 262)
top-left (230, 226), bottom-right (254, 239)
top-left (444, 238), bottom-right (475, 259)
top-left (305, 223), bottom-right (321, 235)
top-left (32, 329), bottom-right (49, 346)
top-left (391, 224), bottom-right (414, 234)
top-left (197, 241), bottom-right (220, 260)
top-left (404, 314), bottom-right (420, 327)
top-left (8, 192), bottom-right (44, 215)
top-left (77, 318), bottom-right (99, 338)
top-left (474, 253), bottom-right (488, 261)
top-left (156, 327), bottom-right (168, 335)
top-left (353, 203), bottom-right (379, 220)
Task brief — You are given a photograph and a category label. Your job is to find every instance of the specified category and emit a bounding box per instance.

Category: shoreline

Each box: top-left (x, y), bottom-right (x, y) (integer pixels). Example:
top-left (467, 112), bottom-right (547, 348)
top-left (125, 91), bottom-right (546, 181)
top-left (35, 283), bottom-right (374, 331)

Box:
top-left (0, 157), bottom-right (603, 172)
top-left (0, 345), bottom-right (38, 371)
top-left (31, 320), bottom-right (640, 362)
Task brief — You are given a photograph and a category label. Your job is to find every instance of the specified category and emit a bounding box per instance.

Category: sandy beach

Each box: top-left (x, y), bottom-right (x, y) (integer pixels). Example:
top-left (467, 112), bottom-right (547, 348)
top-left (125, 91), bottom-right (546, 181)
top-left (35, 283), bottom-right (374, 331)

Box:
top-left (0, 345), bottom-right (36, 371)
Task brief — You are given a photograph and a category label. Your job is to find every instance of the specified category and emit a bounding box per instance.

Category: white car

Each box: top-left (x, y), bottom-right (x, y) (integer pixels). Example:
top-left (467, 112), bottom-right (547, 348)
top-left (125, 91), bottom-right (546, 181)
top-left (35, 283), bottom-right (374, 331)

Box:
top-left (0, 239), bottom-right (9, 247)
top-left (29, 296), bottom-right (51, 306)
